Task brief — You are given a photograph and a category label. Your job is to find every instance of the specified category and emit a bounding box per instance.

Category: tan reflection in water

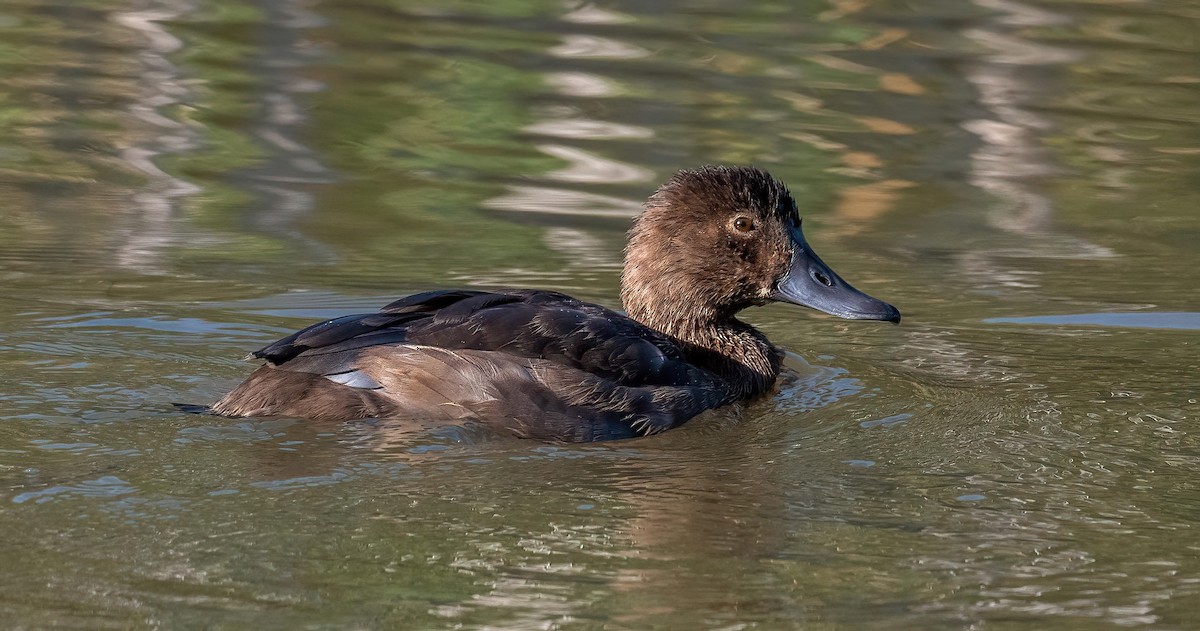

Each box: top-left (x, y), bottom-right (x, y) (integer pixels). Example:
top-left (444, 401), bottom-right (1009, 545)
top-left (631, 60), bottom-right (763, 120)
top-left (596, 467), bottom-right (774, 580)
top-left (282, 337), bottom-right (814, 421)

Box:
top-left (833, 180), bottom-right (917, 236)
top-left (111, 3), bottom-right (202, 274)
top-left (523, 119), bottom-right (653, 140)
top-left (551, 34), bottom-right (650, 60)
top-left (485, 17), bottom-right (653, 281)
top-left (543, 71), bottom-right (620, 98)
top-left (961, 0), bottom-right (1116, 263)
top-left (561, 4), bottom-right (634, 26)
top-left (538, 145), bottom-right (656, 185)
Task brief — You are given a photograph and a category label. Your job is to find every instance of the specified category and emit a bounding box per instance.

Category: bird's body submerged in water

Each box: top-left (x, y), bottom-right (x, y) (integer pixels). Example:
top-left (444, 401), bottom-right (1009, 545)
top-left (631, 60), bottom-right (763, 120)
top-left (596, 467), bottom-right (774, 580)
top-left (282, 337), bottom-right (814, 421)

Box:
top-left (212, 166), bottom-right (900, 441)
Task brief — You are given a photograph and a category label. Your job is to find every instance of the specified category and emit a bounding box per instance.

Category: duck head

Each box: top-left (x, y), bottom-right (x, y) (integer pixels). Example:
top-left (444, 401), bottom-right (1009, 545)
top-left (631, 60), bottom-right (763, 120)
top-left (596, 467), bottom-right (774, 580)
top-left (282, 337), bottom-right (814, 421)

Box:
top-left (621, 166), bottom-right (900, 332)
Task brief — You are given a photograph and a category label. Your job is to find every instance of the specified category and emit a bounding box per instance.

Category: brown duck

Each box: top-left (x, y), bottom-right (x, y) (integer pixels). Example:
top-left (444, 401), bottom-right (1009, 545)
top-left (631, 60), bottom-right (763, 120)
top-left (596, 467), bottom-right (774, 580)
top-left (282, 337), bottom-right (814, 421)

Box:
top-left (212, 166), bottom-right (900, 441)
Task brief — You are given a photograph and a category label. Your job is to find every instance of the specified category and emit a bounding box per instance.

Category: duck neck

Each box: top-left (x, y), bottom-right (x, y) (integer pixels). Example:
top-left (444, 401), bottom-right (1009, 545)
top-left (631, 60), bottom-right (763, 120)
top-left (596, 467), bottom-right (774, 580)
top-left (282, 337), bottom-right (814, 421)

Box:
top-left (622, 292), bottom-right (781, 397)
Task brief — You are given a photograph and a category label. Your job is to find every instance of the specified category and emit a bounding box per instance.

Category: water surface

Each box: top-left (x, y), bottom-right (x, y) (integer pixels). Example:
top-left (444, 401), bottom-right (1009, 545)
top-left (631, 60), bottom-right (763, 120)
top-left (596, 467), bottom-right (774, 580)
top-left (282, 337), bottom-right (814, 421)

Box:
top-left (1, 0), bottom-right (1198, 628)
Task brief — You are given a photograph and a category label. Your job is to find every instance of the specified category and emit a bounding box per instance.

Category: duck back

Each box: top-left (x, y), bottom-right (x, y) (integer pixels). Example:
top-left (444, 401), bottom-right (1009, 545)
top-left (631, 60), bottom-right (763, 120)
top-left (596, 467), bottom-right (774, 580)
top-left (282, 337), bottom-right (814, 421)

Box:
top-left (212, 290), bottom-right (733, 441)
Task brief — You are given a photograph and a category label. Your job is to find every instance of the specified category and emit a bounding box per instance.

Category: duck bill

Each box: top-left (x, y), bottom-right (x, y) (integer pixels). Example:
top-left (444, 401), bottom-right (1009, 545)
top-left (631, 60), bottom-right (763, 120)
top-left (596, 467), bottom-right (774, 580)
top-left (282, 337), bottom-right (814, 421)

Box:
top-left (771, 223), bottom-right (901, 323)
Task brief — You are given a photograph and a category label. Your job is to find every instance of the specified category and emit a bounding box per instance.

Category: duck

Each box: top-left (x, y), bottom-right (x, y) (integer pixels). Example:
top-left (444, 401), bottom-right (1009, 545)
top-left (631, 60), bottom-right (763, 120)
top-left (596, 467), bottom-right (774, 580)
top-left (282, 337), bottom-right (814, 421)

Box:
top-left (211, 166), bottom-right (900, 442)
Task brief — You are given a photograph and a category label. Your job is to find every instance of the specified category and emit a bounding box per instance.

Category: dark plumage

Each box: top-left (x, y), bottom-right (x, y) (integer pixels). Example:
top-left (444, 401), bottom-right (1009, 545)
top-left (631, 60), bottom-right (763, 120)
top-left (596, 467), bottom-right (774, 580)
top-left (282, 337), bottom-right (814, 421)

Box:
top-left (211, 166), bottom-right (900, 441)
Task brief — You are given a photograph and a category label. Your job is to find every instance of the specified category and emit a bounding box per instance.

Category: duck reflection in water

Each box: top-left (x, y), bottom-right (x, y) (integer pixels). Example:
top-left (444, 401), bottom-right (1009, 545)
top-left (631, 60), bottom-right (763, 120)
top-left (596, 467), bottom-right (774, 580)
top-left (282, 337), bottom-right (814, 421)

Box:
top-left (212, 166), bottom-right (899, 441)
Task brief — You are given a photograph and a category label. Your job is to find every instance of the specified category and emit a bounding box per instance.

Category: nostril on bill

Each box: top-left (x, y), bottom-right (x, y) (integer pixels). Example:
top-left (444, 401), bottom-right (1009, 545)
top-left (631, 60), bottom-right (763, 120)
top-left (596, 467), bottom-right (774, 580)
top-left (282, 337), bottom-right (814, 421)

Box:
top-left (812, 270), bottom-right (832, 287)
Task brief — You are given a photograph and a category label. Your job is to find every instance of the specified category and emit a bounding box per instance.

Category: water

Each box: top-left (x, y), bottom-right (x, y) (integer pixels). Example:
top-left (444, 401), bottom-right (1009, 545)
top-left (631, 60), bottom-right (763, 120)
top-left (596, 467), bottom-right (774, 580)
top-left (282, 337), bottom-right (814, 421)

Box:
top-left (1, 0), bottom-right (1198, 627)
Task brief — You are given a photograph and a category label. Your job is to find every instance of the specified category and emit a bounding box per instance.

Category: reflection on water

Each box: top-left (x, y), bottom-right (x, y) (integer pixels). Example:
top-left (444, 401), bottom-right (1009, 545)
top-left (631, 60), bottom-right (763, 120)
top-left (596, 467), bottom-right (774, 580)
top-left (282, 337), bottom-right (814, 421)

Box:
top-left (988, 311), bottom-right (1200, 330)
top-left (111, 2), bottom-right (202, 273)
top-left (220, 0), bottom-right (337, 265)
top-left (960, 0), bottom-right (1117, 273)
top-left (1, 0), bottom-right (1199, 627)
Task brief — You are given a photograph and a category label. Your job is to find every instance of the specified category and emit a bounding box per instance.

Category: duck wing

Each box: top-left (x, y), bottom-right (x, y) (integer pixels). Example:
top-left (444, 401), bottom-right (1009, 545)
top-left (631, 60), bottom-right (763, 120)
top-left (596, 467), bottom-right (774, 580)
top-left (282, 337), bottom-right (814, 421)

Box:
top-left (249, 289), bottom-right (495, 364)
top-left (251, 289), bottom-right (718, 390)
top-left (213, 289), bottom-right (733, 440)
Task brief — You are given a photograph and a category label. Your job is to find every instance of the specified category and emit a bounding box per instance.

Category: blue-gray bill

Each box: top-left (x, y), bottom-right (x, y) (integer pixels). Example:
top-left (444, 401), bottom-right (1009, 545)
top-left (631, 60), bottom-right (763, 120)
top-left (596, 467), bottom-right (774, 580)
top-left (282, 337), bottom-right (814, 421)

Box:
top-left (771, 222), bottom-right (901, 324)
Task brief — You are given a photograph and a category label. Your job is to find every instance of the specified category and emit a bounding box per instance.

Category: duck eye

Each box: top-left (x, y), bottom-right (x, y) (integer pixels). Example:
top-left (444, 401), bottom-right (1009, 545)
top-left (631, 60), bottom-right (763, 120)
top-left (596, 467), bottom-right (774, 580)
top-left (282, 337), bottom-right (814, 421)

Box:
top-left (733, 216), bottom-right (755, 233)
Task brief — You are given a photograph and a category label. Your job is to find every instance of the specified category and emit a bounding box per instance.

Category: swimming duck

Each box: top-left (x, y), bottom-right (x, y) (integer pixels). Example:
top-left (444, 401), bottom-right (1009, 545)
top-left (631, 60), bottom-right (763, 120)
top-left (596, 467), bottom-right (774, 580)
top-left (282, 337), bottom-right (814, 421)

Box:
top-left (211, 166), bottom-right (899, 441)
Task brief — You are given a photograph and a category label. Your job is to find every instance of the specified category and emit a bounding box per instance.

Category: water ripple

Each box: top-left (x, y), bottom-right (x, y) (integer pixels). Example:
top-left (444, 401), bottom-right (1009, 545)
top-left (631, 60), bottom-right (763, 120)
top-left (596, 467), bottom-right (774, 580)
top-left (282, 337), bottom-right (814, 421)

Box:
top-left (13, 475), bottom-right (136, 504)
